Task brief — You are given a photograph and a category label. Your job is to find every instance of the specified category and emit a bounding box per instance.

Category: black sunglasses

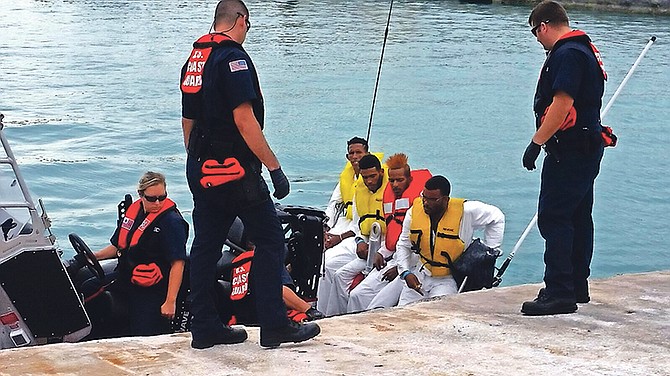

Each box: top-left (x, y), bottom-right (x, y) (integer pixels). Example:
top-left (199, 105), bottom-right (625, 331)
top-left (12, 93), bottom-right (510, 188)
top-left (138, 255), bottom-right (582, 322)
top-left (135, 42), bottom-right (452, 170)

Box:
top-left (531, 20), bottom-right (551, 37)
top-left (142, 193), bottom-right (167, 202)
top-left (237, 12), bottom-right (251, 31)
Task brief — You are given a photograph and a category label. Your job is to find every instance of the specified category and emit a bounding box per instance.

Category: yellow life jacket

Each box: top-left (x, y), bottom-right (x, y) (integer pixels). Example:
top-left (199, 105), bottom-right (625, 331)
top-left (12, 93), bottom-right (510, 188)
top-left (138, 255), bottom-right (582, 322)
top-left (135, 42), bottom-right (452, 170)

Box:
top-left (339, 163), bottom-right (358, 221)
top-left (355, 169), bottom-right (389, 236)
top-left (338, 152), bottom-right (384, 221)
top-left (409, 197), bottom-right (466, 277)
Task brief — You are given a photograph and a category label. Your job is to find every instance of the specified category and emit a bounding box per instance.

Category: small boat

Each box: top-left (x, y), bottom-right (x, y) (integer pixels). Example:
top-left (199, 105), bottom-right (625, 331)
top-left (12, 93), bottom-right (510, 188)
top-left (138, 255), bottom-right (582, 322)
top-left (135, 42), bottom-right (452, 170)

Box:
top-left (0, 113), bottom-right (327, 349)
top-left (0, 113), bottom-right (91, 348)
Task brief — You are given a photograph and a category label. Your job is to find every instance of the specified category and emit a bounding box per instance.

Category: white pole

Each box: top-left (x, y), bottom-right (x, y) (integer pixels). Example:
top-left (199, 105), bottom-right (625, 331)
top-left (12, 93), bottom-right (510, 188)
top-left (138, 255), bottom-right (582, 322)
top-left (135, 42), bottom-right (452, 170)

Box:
top-left (601, 36), bottom-right (656, 118)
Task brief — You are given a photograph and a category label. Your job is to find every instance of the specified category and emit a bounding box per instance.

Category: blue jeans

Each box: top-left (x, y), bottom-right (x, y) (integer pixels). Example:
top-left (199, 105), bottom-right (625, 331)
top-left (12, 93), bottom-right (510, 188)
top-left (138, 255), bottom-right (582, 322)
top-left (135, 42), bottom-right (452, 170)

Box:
top-left (186, 155), bottom-right (288, 340)
top-left (538, 137), bottom-right (604, 299)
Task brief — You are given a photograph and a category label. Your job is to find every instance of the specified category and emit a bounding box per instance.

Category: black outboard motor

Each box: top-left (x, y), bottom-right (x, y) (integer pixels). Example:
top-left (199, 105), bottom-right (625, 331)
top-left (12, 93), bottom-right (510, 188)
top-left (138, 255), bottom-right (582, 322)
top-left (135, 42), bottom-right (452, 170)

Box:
top-left (278, 205), bottom-right (327, 300)
top-left (214, 204), bottom-right (326, 325)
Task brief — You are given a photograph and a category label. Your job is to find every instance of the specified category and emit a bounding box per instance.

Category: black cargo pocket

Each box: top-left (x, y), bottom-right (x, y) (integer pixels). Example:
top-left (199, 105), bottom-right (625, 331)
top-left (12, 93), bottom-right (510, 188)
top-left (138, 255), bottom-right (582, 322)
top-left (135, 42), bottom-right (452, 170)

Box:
top-left (240, 172), bottom-right (270, 205)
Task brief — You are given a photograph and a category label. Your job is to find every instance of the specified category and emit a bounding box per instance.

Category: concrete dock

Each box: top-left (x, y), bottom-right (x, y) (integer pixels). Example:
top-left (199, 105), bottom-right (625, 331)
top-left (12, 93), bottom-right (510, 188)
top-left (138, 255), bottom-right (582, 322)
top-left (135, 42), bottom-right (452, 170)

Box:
top-left (1, 271), bottom-right (669, 375)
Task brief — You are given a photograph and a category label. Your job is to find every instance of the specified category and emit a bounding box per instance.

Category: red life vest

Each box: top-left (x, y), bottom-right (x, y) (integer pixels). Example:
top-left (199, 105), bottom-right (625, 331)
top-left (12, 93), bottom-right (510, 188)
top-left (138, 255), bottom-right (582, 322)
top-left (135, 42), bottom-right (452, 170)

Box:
top-left (382, 169), bottom-right (432, 252)
top-left (556, 30), bottom-right (607, 81)
top-left (539, 30), bottom-right (608, 132)
top-left (230, 251), bottom-right (254, 301)
top-left (180, 33), bottom-right (235, 94)
top-left (117, 198), bottom-right (178, 250)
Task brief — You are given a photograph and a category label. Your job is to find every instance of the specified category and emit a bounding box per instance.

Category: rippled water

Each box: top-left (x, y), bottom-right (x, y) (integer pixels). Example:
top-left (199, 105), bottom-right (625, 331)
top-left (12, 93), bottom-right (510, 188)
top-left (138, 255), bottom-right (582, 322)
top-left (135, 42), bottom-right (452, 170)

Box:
top-left (1, 0), bottom-right (669, 287)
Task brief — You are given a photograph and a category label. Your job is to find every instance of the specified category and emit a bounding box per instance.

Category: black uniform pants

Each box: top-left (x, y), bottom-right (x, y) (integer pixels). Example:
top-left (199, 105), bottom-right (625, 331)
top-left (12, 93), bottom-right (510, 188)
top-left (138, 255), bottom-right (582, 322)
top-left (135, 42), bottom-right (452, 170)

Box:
top-left (186, 155), bottom-right (288, 341)
top-left (538, 136), bottom-right (604, 299)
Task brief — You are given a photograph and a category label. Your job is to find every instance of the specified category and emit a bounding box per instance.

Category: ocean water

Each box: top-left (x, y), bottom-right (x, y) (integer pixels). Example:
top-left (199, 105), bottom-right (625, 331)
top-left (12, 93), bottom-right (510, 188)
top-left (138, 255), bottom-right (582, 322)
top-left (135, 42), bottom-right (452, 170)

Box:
top-left (1, 0), bottom-right (669, 287)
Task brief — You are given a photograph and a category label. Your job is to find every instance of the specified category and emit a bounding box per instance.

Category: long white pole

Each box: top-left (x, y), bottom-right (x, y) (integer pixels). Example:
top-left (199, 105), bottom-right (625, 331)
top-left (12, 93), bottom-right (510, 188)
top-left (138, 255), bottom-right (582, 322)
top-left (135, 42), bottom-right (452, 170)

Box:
top-left (601, 36), bottom-right (657, 117)
top-left (493, 36), bottom-right (657, 286)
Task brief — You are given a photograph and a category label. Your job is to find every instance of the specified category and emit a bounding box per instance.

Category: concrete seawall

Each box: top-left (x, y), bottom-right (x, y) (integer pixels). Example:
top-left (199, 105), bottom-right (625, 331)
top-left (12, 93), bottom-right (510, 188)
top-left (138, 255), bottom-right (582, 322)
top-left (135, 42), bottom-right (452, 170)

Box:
top-left (1, 271), bottom-right (669, 375)
top-left (494, 0), bottom-right (670, 15)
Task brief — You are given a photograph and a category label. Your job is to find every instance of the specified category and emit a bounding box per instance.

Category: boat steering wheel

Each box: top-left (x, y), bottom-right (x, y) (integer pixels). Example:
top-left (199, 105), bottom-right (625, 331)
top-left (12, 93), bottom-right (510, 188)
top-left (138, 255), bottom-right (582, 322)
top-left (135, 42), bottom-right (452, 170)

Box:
top-left (68, 233), bottom-right (105, 280)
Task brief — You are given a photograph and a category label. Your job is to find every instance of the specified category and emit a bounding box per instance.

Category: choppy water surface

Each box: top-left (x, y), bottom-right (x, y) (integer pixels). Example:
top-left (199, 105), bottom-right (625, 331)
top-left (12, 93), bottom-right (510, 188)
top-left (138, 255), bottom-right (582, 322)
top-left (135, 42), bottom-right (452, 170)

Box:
top-left (1, 0), bottom-right (669, 287)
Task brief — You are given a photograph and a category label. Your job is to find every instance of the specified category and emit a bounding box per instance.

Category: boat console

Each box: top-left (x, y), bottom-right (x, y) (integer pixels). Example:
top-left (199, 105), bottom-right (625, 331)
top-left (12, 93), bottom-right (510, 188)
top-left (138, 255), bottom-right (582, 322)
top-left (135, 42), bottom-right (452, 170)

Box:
top-left (0, 114), bottom-right (91, 349)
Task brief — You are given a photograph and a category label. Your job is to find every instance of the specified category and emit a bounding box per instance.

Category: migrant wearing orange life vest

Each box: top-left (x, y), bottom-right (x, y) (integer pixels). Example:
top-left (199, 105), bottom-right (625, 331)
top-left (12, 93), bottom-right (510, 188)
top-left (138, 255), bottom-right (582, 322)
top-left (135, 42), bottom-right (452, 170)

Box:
top-left (382, 169), bottom-right (432, 252)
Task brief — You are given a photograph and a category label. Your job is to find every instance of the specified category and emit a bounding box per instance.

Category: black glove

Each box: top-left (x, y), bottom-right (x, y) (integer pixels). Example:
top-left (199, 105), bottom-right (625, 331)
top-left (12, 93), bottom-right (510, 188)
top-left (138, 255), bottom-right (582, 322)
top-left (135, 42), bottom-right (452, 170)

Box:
top-left (522, 141), bottom-right (542, 171)
top-left (269, 167), bottom-right (290, 199)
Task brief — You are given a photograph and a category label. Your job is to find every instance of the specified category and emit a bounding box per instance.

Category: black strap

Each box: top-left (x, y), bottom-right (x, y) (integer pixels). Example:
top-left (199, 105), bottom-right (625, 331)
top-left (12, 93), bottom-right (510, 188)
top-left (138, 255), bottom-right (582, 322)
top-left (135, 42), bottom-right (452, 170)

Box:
top-left (410, 229), bottom-right (422, 252)
top-left (416, 251), bottom-right (453, 269)
top-left (436, 232), bottom-right (460, 240)
top-left (358, 210), bottom-right (384, 226)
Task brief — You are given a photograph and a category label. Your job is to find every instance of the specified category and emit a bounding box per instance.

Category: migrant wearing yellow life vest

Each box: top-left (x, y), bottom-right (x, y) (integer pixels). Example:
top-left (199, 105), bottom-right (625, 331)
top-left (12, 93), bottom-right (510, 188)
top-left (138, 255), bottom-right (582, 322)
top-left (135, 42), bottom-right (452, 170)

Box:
top-left (338, 152), bottom-right (384, 221)
top-left (409, 196), bottom-right (466, 277)
top-left (382, 169), bottom-right (432, 252)
top-left (355, 168), bottom-right (389, 237)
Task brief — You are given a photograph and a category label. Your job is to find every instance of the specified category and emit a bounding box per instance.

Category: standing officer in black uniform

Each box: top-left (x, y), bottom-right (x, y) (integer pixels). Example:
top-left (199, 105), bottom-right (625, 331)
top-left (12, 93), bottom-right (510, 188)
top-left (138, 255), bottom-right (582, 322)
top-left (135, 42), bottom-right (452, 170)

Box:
top-left (180, 0), bottom-right (320, 348)
top-left (521, 1), bottom-right (607, 315)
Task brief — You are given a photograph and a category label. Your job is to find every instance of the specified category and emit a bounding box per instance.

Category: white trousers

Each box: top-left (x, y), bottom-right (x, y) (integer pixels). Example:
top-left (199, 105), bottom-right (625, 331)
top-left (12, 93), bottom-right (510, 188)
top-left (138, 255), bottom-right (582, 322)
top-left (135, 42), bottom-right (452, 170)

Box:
top-left (398, 272), bottom-right (458, 306)
top-left (326, 257), bottom-right (366, 316)
top-left (347, 259), bottom-right (399, 313)
top-left (316, 237), bottom-right (356, 313)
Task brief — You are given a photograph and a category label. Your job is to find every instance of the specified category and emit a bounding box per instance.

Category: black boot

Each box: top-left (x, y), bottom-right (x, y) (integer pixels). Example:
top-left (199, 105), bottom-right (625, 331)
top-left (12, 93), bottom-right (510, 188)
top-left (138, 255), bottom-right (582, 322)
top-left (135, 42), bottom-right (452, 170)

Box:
top-left (574, 281), bottom-right (591, 304)
top-left (191, 325), bottom-right (248, 349)
top-left (521, 288), bottom-right (577, 316)
top-left (260, 321), bottom-right (320, 348)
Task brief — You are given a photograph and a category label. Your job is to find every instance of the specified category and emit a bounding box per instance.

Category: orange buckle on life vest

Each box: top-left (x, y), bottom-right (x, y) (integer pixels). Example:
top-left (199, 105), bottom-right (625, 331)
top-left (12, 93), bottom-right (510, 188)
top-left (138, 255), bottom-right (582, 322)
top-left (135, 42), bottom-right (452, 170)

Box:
top-left (601, 125), bottom-right (617, 147)
top-left (199, 158), bottom-right (246, 188)
top-left (131, 263), bottom-right (164, 287)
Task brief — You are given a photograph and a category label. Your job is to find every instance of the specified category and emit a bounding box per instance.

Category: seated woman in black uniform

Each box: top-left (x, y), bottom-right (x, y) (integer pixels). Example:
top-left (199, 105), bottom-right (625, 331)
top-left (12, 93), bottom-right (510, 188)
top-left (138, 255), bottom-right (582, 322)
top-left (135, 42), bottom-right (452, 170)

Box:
top-left (93, 171), bottom-right (189, 336)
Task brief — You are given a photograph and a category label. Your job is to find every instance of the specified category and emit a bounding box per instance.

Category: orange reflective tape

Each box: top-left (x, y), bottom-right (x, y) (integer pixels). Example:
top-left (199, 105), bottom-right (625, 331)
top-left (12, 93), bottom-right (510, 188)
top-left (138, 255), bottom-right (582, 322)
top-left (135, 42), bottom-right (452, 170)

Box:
top-left (199, 158), bottom-right (246, 188)
top-left (131, 263), bottom-right (163, 287)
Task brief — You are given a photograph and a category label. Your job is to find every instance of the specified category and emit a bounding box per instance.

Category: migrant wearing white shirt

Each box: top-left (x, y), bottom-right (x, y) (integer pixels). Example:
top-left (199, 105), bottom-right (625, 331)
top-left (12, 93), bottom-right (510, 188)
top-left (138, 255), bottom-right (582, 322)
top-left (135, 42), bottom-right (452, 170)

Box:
top-left (324, 182), bottom-right (353, 234)
top-left (316, 195), bottom-right (361, 313)
top-left (395, 200), bottom-right (505, 305)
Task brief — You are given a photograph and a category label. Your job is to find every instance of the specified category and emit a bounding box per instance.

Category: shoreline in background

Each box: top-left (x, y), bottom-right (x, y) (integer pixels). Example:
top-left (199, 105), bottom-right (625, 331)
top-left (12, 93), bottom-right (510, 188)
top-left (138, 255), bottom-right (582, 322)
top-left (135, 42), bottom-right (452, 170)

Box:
top-left (492, 0), bottom-right (670, 15)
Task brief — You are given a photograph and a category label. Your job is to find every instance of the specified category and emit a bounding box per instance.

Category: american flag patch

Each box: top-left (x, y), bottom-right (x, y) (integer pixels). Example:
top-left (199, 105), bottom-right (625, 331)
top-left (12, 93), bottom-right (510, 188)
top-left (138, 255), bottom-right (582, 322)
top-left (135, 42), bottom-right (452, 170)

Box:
top-left (229, 59), bottom-right (248, 72)
top-left (121, 217), bottom-right (134, 231)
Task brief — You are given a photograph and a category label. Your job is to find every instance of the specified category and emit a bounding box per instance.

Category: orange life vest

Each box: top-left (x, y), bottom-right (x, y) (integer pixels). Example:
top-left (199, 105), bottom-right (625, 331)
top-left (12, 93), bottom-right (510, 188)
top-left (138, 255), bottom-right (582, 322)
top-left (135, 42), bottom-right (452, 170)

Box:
top-left (557, 30), bottom-right (607, 81)
top-left (117, 198), bottom-right (178, 250)
top-left (230, 251), bottom-right (254, 301)
top-left (538, 30), bottom-right (607, 132)
top-left (180, 33), bottom-right (235, 94)
top-left (382, 169), bottom-right (432, 252)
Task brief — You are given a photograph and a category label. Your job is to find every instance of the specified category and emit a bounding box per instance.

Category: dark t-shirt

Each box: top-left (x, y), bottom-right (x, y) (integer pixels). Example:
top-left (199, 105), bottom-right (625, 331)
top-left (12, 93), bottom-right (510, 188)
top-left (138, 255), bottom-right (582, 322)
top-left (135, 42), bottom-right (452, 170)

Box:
top-left (181, 42), bottom-right (264, 130)
top-left (181, 38), bottom-right (264, 170)
top-left (534, 40), bottom-right (604, 128)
